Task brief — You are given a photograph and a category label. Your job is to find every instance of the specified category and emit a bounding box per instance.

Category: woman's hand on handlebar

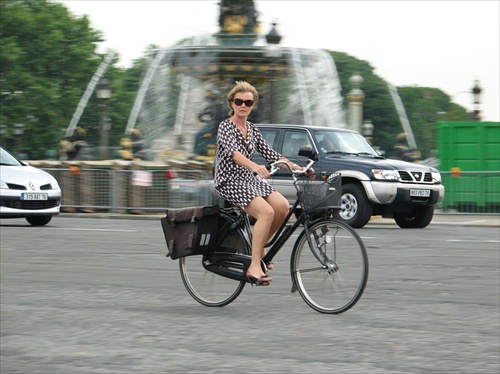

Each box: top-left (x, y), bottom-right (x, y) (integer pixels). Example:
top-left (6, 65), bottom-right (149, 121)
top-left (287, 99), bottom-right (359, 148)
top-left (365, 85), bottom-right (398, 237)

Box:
top-left (269, 159), bottom-right (315, 176)
top-left (303, 167), bottom-right (315, 176)
top-left (253, 164), bottom-right (270, 179)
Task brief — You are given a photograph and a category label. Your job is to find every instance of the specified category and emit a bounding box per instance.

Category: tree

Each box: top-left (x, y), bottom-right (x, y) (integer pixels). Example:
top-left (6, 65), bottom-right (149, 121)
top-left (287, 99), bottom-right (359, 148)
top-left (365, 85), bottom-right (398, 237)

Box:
top-left (397, 86), bottom-right (469, 158)
top-left (329, 51), bottom-right (401, 155)
top-left (329, 51), bottom-right (470, 159)
top-left (0, 0), bottom-right (103, 158)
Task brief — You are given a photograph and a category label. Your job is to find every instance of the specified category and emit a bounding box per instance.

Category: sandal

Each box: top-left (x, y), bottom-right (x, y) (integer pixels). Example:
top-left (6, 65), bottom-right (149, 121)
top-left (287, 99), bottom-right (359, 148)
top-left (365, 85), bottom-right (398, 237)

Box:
top-left (261, 261), bottom-right (274, 271)
top-left (246, 274), bottom-right (272, 286)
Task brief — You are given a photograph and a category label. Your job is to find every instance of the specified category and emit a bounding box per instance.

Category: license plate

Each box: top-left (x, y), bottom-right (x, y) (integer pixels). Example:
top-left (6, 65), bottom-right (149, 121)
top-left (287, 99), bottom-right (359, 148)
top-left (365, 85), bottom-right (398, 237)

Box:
top-left (410, 189), bottom-right (430, 197)
top-left (21, 193), bottom-right (48, 200)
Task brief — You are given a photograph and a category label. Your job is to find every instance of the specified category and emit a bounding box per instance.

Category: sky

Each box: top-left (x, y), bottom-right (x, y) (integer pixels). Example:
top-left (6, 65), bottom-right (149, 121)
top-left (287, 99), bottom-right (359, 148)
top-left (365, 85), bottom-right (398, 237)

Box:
top-left (57, 0), bottom-right (499, 122)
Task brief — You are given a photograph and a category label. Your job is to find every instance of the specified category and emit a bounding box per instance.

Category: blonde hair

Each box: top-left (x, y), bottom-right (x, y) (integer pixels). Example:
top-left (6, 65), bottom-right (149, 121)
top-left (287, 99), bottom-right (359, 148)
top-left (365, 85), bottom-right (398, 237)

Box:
top-left (227, 81), bottom-right (259, 116)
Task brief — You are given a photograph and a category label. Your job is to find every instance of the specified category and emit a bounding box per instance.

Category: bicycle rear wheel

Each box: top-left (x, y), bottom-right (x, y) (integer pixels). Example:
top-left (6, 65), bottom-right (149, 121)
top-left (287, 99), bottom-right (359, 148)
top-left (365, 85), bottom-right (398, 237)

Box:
top-left (291, 218), bottom-right (368, 314)
top-left (179, 214), bottom-right (249, 307)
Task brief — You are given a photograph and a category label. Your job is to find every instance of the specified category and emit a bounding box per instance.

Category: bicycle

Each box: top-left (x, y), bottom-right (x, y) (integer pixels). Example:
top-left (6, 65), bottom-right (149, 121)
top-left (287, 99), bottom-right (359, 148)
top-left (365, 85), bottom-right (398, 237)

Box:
top-left (179, 149), bottom-right (369, 314)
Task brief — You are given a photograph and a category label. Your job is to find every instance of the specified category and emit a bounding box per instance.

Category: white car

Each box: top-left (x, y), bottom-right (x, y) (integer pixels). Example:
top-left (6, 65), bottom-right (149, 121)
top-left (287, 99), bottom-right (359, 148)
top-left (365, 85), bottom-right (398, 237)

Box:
top-left (0, 147), bottom-right (61, 226)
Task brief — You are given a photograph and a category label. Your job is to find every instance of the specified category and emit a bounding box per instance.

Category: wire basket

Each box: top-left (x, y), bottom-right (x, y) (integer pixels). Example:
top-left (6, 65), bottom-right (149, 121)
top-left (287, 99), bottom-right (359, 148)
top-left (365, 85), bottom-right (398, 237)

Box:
top-left (294, 173), bottom-right (341, 213)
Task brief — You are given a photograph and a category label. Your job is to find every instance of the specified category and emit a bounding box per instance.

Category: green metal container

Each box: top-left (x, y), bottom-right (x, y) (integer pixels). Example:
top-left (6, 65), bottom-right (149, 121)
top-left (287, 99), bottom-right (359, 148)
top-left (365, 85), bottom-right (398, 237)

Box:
top-left (437, 121), bottom-right (500, 212)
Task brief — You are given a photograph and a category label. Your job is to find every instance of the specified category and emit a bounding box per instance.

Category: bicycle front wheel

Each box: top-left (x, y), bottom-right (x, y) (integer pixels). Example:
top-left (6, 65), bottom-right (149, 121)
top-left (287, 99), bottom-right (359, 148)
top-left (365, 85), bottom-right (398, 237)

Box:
top-left (179, 214), bottom-right (249, 307)
top-left (291, 218), bottom-right (368, 314)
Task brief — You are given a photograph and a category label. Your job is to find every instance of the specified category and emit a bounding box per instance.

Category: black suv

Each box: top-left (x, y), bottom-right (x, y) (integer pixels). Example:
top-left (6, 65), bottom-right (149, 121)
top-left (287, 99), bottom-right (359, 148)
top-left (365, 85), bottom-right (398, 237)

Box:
top-left (253, 124), bottom-right (445, 228)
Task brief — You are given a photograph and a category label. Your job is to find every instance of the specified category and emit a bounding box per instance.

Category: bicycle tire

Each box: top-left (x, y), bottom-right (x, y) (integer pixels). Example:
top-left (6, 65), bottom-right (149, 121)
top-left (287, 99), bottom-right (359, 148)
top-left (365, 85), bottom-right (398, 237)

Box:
top-left (179, 213), bottom-right (249, 307)
top-left (291, 218), bottom-right (368, 314)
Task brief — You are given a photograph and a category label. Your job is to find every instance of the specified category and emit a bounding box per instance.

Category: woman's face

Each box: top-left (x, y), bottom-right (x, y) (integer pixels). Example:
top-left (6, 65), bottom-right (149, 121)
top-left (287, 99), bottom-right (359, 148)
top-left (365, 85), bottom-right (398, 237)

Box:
top-left (231, 91), bottom-right (254, 119)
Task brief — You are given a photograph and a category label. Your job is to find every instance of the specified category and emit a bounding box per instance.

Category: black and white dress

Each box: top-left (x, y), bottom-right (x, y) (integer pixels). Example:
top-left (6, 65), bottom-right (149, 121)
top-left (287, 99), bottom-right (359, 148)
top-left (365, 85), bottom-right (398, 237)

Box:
top-left (213, 119), bottom-right (282, 209)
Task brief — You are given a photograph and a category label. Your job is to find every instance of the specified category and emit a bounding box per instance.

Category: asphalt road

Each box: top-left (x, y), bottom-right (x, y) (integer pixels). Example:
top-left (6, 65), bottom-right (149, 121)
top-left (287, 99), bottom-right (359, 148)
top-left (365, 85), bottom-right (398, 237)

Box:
top-left (1, 215), bottom-right (499, 374)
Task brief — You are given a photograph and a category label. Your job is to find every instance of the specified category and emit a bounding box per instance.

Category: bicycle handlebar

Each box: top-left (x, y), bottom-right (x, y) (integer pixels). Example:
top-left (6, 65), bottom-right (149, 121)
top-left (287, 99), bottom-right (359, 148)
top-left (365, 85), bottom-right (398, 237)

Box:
top-left (268, 159), bottom-right (316, 176)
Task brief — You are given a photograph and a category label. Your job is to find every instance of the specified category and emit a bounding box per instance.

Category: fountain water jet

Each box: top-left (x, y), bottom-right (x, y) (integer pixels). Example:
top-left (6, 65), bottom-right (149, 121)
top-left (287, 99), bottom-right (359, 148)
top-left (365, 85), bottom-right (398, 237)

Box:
top-left (126, 1), bottom-right (347, 161)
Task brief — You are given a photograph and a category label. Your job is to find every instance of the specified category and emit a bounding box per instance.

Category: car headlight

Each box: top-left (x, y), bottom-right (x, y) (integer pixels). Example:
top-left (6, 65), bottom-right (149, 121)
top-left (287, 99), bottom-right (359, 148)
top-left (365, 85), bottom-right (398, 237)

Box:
top-left (431, 171), bottom-right (442, 183)
top-left (372, 169), bottom-right (398, 181)
top-left (0, 179), bottom-right (8, 189)
top-left (49, 175), bottom-right (60, 190)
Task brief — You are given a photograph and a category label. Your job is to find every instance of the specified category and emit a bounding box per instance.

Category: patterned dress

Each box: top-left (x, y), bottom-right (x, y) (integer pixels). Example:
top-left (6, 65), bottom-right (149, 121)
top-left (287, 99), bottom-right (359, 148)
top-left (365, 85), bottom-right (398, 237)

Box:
top-left (213, 119), bottom-right (283, 209)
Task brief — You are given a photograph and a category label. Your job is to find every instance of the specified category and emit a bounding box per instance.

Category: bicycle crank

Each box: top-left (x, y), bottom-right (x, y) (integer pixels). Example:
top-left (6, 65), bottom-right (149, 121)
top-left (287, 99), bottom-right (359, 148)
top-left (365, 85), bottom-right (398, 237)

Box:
top-left (203, 250), bottom-right (252, 283)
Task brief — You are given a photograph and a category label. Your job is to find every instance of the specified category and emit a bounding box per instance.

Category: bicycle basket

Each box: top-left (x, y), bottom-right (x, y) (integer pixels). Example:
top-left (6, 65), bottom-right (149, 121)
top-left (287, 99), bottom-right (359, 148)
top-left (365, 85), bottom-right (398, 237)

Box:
top-left (294, 173), bottom-right (341, 213)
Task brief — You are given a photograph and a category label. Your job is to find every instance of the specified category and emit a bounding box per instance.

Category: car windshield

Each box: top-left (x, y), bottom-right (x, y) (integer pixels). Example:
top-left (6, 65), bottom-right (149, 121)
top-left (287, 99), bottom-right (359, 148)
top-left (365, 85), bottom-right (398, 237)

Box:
top-left (0, 147), bottom-right (23, 166)
top-left (312, 129), bottom-right (380, 157)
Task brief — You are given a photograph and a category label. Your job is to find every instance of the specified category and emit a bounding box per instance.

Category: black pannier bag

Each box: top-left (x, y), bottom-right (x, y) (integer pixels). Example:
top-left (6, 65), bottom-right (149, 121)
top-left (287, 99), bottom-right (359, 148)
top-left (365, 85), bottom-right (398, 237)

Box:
top-left (161, 205), bottom-right (220, 260)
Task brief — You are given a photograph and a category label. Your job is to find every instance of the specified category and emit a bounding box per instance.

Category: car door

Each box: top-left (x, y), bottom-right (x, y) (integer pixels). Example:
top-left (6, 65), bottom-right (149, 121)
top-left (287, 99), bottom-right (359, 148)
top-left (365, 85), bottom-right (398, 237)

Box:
top-left (253, 128), bottom-right (311, 202)
top-left (270, 129), bottom-right (314, 201)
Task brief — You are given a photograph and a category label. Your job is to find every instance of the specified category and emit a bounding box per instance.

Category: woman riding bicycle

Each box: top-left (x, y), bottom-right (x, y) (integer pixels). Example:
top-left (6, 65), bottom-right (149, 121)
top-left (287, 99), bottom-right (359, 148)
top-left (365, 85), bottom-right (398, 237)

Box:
top-left (213, 81), bottom-right (307, 286)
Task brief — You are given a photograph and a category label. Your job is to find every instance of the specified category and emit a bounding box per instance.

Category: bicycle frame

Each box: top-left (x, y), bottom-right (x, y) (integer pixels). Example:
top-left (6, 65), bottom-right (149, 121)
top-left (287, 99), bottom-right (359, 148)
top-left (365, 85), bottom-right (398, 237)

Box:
top-left (203, 156), bottom-right (325, 283)
top-left (203, 196), bottom-right (309, 282)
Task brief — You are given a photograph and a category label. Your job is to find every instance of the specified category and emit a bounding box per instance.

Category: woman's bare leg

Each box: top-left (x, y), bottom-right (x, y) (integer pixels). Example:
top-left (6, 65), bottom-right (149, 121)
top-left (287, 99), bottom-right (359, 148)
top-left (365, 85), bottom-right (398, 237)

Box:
top-left (264, 191), bottom-right (290, 241)
top-left (261, 191), bottom-right (289, 270)
top-left (244, 197), bottom-right (274, 281)
top-left (244, 192), bottom-right (289, 277)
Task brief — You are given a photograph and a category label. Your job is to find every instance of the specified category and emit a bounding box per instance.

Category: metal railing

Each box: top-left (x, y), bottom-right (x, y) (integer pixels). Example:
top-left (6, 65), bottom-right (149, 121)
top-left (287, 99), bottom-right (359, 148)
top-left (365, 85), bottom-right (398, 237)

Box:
top-left (42, 168), bottom-right (500, 214)
top-left (439, 171), bottom-right (500, 214)
top-left (43, 168), bottom-right (215, 213)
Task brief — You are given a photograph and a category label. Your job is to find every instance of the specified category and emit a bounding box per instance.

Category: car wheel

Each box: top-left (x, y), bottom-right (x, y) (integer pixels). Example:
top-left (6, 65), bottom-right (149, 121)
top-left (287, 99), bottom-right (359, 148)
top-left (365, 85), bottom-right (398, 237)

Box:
top-left (334, 183), bottom-right (372, 228)
top-left (394, 206), bottom-right (434, 228)
top-left (26, 215), bottom-right (52, 226)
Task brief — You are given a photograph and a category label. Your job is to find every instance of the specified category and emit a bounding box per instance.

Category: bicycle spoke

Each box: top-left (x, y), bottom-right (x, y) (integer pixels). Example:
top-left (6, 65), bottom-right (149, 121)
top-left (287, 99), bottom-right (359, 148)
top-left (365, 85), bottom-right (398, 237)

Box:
top-left (291, 219), bottom-right (368, 314)
top-left (179, 214), bottom-right (249, 307)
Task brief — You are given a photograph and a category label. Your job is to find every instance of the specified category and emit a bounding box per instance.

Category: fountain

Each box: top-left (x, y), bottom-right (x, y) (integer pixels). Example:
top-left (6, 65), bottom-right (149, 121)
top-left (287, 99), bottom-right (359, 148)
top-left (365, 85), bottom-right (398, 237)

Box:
top-left (126, 0), bottom-right (346, 161)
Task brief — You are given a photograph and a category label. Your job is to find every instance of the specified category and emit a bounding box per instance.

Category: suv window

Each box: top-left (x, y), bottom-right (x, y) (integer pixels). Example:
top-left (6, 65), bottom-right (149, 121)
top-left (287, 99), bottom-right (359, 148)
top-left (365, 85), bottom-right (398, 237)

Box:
top-left (260, 129), bottom-right (280, 149)
top-left (282, 130), bottom-right (312, 158)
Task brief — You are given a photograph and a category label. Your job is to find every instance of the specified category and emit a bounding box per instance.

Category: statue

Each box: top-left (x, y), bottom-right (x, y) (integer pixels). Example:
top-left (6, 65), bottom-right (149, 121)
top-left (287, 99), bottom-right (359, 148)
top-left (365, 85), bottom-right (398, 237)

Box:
top-left (217, 0), bottom-right (260, 45)
top-left (193, 91), bottom-right (227, 157)
top-left (119, 129), bottom-right (146, 161)
top-left (393, 133), bottom-right (422, 163)
top-left (60, 127), bottom-right (90, 160)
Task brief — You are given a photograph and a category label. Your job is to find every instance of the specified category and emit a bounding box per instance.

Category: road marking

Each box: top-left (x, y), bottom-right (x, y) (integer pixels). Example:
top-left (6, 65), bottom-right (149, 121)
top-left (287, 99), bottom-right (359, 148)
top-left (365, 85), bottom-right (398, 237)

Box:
top-left (60, 228), bottom-right (138, 233)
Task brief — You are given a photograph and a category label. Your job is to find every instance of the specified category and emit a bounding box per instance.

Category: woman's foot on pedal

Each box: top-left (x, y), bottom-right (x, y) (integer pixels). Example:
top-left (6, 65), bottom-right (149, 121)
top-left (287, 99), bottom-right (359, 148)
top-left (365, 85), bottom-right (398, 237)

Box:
top-left (246, 273), bottom-right (272, 286)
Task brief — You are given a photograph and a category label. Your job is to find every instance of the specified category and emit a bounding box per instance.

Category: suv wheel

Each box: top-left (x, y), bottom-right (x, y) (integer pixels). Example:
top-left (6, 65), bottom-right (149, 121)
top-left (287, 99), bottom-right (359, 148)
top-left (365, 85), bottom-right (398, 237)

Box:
top-left (26, 215), bottom-right (52, 226)
top-left (394, 206), bottom-right (434, 228)
top-left (334, 183), bottom-right (372, 228)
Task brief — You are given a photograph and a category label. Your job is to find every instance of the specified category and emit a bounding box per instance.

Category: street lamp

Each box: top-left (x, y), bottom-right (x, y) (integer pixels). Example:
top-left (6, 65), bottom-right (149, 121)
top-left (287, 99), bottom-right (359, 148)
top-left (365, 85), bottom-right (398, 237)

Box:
top-left (14, 123), bottom-right (24, 156)
top-left (265, 22), bottom-right (282, 123)
top-left (471, 80), bottom-right (482, 121)
top-left (347, 74), bottom-right (365, 133)
top-left (0, 125), bottom-right (7, 147)
top-left (362, 120), bottom-right (374, 144)
top-left (96, 77), bottom-right (111, 159)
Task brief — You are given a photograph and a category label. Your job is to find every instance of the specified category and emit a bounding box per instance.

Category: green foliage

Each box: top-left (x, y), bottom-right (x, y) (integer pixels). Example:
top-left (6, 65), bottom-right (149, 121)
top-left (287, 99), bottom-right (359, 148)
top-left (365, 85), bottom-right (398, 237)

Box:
top-left (329, 51), bottom-right (400, 155)
top-left (0, 1), bottom-right (471, 160)
top-left (397, 86), bottom-right (469, 158)
top-left (0, 0), bottom-right (103, 158)
top-left (328, 51), bottom-right (470, 159)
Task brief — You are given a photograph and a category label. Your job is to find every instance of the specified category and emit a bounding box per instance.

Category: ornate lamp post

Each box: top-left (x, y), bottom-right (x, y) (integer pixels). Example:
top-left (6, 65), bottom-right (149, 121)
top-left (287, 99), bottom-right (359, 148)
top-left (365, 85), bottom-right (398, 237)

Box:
top-left (347, 74), bottom-right (365, 133)
top-left (96, 77), bottom-right (112, 159)
top-left (0, 125), bottom-right (7, 148)
top-left (14, 123), bottom-right (24, 156)
top-left (471, 80), bottom-right (482, 121)
top-left (362, 120), bottom-right (374, 144)
top-left (265, 22), bottom-right (282, 123)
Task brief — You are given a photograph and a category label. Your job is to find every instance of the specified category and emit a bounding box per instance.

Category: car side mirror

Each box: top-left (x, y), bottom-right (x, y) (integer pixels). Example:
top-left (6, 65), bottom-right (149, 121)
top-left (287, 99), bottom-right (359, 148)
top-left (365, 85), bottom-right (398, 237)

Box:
top-left (298, 146), bottom-right (318, 160)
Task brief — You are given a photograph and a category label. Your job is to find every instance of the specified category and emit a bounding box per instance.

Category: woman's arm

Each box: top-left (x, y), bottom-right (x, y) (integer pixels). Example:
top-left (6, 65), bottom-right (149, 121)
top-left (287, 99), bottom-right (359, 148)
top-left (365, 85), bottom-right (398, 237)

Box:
top-left (233, 151), bottom-right (270, 177)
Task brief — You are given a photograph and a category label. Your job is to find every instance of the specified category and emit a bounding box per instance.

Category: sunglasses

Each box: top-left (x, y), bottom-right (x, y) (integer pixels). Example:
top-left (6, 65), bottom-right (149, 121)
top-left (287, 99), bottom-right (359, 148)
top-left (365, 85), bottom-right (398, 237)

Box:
top-left (232, 98), bottom-right (254, 107)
